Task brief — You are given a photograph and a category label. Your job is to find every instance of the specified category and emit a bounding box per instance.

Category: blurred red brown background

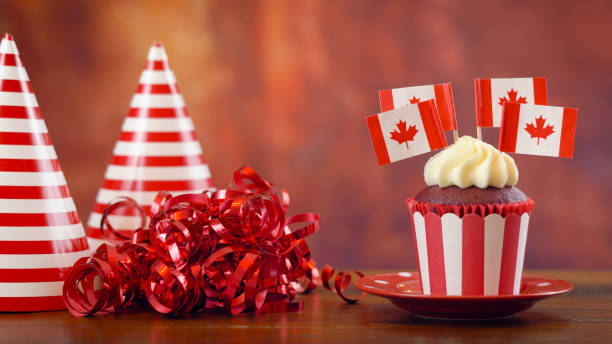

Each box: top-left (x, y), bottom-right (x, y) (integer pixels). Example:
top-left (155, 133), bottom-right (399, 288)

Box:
top-left (1, 0), bottom-right (610, 269)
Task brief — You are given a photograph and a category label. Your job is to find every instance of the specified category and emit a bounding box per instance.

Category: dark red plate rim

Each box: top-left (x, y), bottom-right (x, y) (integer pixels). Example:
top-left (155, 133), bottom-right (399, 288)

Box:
top-left (355, 272), bottom-right (573, 300)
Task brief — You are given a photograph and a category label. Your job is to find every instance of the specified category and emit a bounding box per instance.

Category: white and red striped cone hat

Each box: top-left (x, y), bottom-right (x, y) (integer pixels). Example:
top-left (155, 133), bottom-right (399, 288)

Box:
top-left (0, 33), bottom-right (90, 311)
top-left (86, 42), bottom-right (213, 248)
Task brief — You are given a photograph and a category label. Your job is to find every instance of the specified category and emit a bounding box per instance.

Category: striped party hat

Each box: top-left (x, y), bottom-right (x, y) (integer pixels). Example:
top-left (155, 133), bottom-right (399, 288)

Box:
top-left (86, 42), bottom-right (213, 248)
top-left (0, 33), bottom-right (90, 311)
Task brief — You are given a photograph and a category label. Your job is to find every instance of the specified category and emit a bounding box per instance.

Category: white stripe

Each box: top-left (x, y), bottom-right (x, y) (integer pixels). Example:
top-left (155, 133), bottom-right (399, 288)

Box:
top-left (147, 46), bottom-right (168, 61)
top-left (0, 197), bottom-right (75, 213)
top-left (0, 91), bottom-right (37, 107)
top-left (104, 164), bottom-right (210, 181)
top-left (0, 171), bottom-right (65, 186)
top-left (130, 93), bottom-right (185, 108)
top-left (113, 141), bottom-right (202, 156)
top-left (441, 214), bottom-right (462, 295)
top-left (0, 250), bottom-right (90, 269)
top-left (412, 212), bottom-right (430, 295)
top-left (0, 66), bottom-right (29, 81)
top-left (0, 224), bottom-right (85, 241)
top-left (483, 214), bottom-right (505, 295)
top-left (0, 281), bottom-right (63, 297)
top-left (0, 118), bottom-right (47, 133)
top-left (87, 237), bottom-right (113, 251)
top-left (0, 39), bottom-right (19, 54)
top-left (513, 213), bottom-right (530, 294)
top-left (121, 117), bottom-right (194, 132)
top-left (95, 189), bottom-right (193, 205)
top-left (130, 94), bottom-right (185, 108)
top-left (0, 145), bottom-right (56, 159)
top-left (87, 212), bottom-right (146, 231)
top-left (138, 70), bottom-right (176, 84)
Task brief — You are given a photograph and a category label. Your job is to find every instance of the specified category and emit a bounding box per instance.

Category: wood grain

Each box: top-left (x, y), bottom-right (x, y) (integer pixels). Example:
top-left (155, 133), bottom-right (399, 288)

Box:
top-left (0, 270), bottom-right (610, 343)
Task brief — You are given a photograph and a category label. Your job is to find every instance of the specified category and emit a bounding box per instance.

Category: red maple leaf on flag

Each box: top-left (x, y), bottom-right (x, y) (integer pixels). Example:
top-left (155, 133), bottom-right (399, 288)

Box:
top-left (409, 96), bottom-right (420, 104)
top-left (524, 115), bottom-right (555, 145)
top-left (390, 119), bottom-right (419, 149)
top-left (498, 88), bottom-right (528, 106)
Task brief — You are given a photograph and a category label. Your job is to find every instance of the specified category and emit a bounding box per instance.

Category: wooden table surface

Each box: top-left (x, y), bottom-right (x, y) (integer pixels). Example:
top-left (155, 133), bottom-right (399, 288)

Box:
top-left (0, 270), bottom-right (610, 344)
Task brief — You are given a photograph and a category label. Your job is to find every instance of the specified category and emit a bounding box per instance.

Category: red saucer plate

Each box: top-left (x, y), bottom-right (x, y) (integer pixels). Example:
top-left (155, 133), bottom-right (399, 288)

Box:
top-left (355, 272), bottom-right (572, 319)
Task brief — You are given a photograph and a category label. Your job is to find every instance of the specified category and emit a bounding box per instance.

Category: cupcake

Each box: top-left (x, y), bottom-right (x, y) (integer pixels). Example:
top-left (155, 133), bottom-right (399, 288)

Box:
top-left (406, 136), bottom-right (534, 296)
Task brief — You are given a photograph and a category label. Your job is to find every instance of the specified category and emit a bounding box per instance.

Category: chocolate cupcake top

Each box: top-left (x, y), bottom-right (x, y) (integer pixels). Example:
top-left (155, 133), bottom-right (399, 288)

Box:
top-left (414, 185), bottom-right (527, 204)
top-left (424, 136), bottom-right (518, 189)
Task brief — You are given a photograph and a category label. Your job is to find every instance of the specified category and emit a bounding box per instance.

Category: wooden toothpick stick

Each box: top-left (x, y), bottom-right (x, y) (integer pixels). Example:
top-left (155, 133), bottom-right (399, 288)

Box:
top-left (476, 126), bottom-right (482, 141)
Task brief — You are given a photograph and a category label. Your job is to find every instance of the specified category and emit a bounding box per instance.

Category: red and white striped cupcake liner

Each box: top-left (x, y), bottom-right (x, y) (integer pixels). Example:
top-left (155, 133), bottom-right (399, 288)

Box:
top-left (406, 198), bottom-right (535, 296)
top-left (85, 42), bottom-right (213, 249)
top-left (0, 33), bottom-right (90, 311)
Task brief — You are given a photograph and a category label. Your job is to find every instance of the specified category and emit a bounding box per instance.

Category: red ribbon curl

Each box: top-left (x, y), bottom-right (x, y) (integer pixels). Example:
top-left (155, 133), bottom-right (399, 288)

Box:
top-left (63, 166), bottom-right (363, 316)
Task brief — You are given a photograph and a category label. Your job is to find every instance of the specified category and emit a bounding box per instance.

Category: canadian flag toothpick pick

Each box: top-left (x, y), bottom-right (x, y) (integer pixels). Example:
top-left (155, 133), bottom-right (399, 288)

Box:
top-left (499, 102), bottom-right (577, 158)
top-left (379, 83), bottom-right (458, 140)
top-left (474, 77), bottom-right (548, 139)
top-left (366, 99), bottom-right (447, 165)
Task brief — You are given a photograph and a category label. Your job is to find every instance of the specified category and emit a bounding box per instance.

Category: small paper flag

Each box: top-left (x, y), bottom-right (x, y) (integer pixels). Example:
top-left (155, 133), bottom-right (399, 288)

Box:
top-left (366, 99), bottom-right (447, 165)
top-left (499, 102), bottom-right (577, 158)
top-left (378, 83), bottom-right (457, 131)
top-left (475, 77), bottom-right (547, 127)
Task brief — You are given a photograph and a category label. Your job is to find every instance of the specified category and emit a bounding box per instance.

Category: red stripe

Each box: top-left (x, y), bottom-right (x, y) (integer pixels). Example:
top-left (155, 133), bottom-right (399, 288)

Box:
top-left (0, 267), bottom-right (72, 283)
top-left (433, 83), bottom-right (457, 131)
top-left (378, 89), bottom-right (394, 112)
top-left (475, 78), bottom-right (493, 127)
top-left (0, 105), bottom-right (42, 118)
top-left (86, 226), bottom-right (137, 239)
top-left (0, 212), bottom-right (80, 226)
top-left (0, 185), bottom-right (70, 199)
top-left (498, 102), bottom-right (521, 153)
top-left (144, 60), bottom-right (170, 70)
top-left (0, 296), bottom-right (65, 311)
top-left (0, 238), bottom-right (88, 254)
top-left (424, 213), bottom-right (446, 295)
top-left (365, 114), bottom-right (391, 165)
top-left (127, 107), bottom-right (188, 118)
top-left (418, 99), bottom-right (447, 150)
top-left (498, 214), bottom-right (521, 295)
top-left (135, 83), bottom-right (180, 94)
top-left (2, 33), bottom-right (13, 41)
top-left (462, 215), bottom-right (484, 295)
top-left (532, 77), bottom-right (548, 105)
top-left (559, 107), bottom-right (577, 158)
top-left (0, 80), bottom-right (32, 92)
top-left (86, 226), bottom-right (101, 238)
top-left (0, 159), bottom-right (61, 172)
top-left (0, 132), bottom-right (51, 145)
top-left (0, 53), bottom-right (22, 67)
top-left (110, 155), bottom-right (206, 167)
top-left (118, 131), bottom-right (196, 142)
top-left (101, 179), bottom-right (212, 191)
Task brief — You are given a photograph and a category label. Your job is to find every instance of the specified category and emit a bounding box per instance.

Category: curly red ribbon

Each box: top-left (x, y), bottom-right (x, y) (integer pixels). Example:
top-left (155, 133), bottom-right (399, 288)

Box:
top-left (63, 166), bottom-right (363, 316)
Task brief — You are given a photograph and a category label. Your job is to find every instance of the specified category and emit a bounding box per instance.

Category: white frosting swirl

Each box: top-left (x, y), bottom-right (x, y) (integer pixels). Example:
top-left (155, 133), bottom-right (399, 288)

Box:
top-left (424, 136), bottom-right (518, 189)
